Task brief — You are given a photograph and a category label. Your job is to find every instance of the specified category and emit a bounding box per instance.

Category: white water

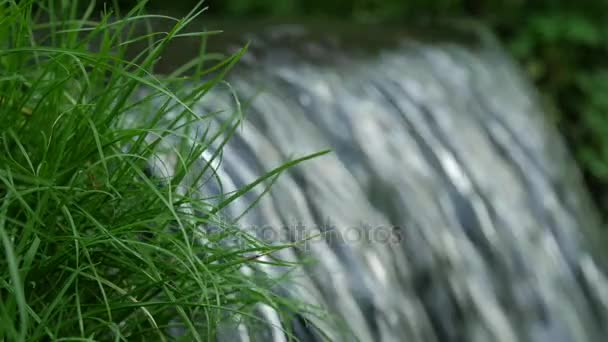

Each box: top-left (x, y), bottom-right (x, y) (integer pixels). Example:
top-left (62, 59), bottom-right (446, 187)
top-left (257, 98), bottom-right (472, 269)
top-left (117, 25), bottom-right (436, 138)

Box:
top-left (154, 25), bottom-right (608, 341)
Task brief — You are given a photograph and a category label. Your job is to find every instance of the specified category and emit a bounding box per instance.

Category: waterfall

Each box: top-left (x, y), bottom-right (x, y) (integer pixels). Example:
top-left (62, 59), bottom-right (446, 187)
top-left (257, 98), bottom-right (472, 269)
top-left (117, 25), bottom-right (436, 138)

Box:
top-left (149, 23), bottom-right (608, 341)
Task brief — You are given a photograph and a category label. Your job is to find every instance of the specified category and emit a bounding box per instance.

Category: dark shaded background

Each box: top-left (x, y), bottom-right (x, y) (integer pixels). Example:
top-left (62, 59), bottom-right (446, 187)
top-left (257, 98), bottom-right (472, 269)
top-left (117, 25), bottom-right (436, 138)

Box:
top-left (118, 0), bottom-right (608, 222)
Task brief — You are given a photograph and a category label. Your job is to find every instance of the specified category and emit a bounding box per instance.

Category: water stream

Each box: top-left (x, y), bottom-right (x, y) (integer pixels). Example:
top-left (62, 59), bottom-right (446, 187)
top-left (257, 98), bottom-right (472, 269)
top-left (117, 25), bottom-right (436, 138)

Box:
top-left (151, 24), bottom-right (608, 341)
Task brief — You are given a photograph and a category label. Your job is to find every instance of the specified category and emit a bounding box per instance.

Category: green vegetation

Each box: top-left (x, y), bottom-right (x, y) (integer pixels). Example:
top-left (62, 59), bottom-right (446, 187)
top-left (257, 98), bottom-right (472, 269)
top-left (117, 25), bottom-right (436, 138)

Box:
top-left (0, 0), bottom-right (327, 340)
top-left (1, 0), bottom-right (604, 338)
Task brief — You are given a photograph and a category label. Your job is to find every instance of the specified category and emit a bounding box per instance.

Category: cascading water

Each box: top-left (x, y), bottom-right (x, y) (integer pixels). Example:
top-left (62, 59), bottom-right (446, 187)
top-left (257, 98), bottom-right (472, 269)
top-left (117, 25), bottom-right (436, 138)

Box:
top-left (149, 23), bottom-right (608, 341)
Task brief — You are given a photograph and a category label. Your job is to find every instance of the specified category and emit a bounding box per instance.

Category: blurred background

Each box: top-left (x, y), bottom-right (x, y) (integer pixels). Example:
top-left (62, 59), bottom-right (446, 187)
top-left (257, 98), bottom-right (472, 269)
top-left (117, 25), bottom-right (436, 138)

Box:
top-left (120, 0), bottom-right (608, 224)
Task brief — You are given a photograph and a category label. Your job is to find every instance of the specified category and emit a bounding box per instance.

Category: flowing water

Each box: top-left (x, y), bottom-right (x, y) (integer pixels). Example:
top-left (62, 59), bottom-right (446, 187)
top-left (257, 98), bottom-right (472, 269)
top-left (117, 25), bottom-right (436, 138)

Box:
top-left (151, 23), bottom-right (608, 341)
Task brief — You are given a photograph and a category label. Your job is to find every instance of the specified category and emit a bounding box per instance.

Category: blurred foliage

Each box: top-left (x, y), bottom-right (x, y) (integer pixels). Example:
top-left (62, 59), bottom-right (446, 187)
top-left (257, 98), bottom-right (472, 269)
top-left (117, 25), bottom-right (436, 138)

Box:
top-left (494, 3), bottom-right (608, 218)
top-left (138, 0), bottom-right (608, 218)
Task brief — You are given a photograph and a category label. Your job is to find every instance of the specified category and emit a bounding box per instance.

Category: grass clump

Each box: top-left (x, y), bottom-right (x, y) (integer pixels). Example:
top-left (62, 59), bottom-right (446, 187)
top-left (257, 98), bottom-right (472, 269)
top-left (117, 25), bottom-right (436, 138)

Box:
top-left (0, 0), bottom-right (326, 340)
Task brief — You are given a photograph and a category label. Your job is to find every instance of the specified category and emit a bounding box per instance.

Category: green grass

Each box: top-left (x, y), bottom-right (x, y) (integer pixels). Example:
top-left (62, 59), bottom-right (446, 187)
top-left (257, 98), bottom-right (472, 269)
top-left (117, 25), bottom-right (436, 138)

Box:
top-left (0, 0), bottom-right (328, 340)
